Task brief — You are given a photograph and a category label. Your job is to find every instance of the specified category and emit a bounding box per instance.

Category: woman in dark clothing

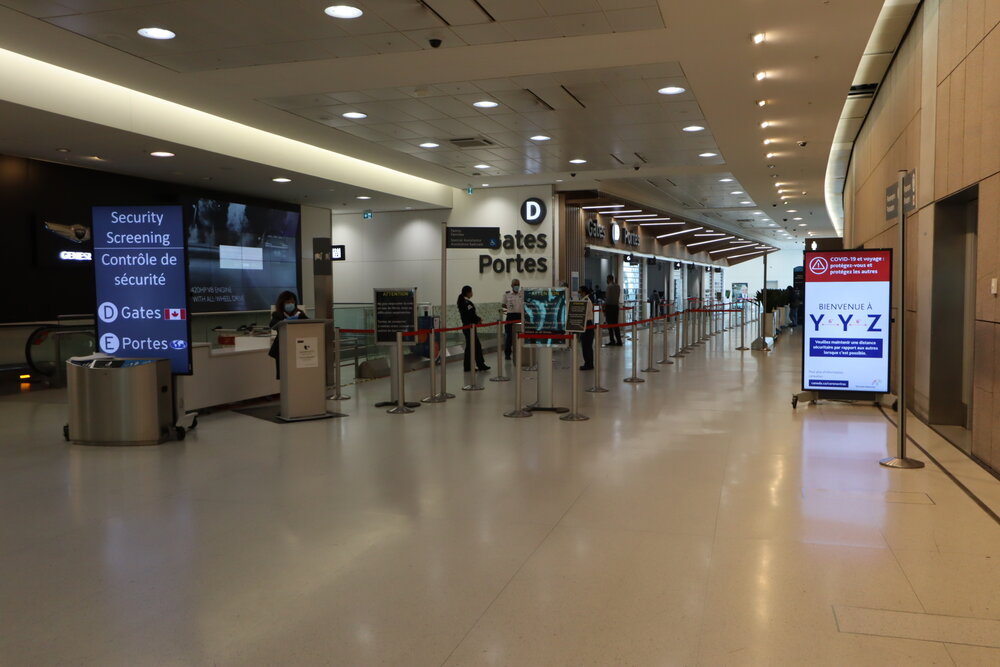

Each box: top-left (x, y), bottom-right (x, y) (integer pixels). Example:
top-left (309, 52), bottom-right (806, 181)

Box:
top-left (268, 290), bottom-right (307, 377)
top-left (457, 285), bottom-right (489, 372)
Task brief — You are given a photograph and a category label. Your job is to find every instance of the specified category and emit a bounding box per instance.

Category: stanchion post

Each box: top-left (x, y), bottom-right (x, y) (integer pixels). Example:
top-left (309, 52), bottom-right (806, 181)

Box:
top-left (434, 328), bottom-right (455, 400)
top-left (642, 317), bottom-right (659, 372)
top-left (561, 336), bottom-right (589, 421)
top-left (463, 326), bottom-right (484, 391)
top-left (658, 315), bottom-right (674, 364)
top-left (422, 324), bottom-right (445, 403)
top-left (329, 326), bottom-right (350, 400)
top-left (587, 323), bottom-right (609, 393)
top-left (623, 321), bottom-right (645, 384)
top-left (387, 332), bottom-right (414, 414)
top-left (490, 319), bottom-right (510, 382)
top-left (736, 303), bottom-right (749, 351)
top-left (504, 331), bottom-right (532, 418)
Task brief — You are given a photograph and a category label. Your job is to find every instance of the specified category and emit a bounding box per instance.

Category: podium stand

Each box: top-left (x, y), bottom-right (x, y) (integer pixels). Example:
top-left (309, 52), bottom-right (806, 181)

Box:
top-left (274, 319), bottom-right (342, 422)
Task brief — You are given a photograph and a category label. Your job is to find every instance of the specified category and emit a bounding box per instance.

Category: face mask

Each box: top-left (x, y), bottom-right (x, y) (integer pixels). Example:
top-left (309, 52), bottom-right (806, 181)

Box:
top-left (284, 302), bottom-right (296, 313)
top-left (512, 286), bottom-right (520, 293)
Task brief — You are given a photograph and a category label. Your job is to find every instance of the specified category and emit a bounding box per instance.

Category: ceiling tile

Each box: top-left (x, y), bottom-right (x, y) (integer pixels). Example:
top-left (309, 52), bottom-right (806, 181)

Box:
top-left (538, 0), bottom-right (601, 15)
top-left (374, 0), bottom-right (448, 31)
top-left (477, 0), bottom-right (545, 21)
top-left (366, 124), bottom-right (422, 140)
top-left (422, 0), bottom-right (493, 26)
top-left (428, 118), bottom-right (480, 136)
top-left (402, 27), bottom-right (465, 50)
top-left (501, 17), bottom-right (562, 41)
top-left (597, 0), bottom-right (657, 9)
top-left (550, 11), bottom-right (612, 36)
top-left (357, 32), bottom-right (426, 55)
top-left (460, 115), bottom-right (510, 134)
top-left (605, 6), bottom-right (664, 32)
top-left (451, 22), bottom-right (515, 45)
top-left (392, 119), bottom-right (447, 137)
top-left (421, 96), bottom-right (480, 118)
top-left (384, 100), bottom-right (448, 121)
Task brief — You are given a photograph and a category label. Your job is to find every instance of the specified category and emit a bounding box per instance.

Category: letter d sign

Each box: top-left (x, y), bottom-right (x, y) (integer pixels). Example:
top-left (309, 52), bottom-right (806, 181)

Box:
top-left (520, 198), bottom-right (546, 225)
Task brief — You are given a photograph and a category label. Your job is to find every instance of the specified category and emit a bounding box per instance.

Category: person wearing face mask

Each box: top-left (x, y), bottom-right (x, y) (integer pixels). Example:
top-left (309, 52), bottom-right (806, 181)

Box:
top-left (268, 290), bottom-right (307, 378)
top-left (501, 278), bottom-right (524, 361)
top-left (457, 285), bottom-right (489, 372)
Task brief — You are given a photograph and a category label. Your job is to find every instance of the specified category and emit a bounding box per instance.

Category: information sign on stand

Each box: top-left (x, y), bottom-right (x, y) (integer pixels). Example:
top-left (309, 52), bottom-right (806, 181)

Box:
top-left (802, 249), bottom-right (892, 393)
top-left (523, 287), bottom-right (568, 347)
top-left (566, 300), bottom-right (589, 334)
top-left (374, 288), bottom-right (417, 344)
top-left (93, 205), bottom-right (191, 374)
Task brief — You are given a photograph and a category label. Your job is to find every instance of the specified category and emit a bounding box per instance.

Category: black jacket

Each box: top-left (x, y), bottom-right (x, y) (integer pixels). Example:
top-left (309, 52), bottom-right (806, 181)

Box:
top-left (457, 295), bottom-right (481, 326)
top-left (268, 308), bottom-right (307, 358)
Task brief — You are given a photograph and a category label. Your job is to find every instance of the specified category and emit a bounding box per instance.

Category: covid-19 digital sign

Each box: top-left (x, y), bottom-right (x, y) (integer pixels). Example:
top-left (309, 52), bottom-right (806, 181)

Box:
top-left (92, 206), bottom-right (192, 374)
top-left (802, 249), bottom-right (891, 393)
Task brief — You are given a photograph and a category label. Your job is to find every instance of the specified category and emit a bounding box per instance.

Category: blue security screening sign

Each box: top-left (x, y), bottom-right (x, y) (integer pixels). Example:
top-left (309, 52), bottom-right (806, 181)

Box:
top-left (93, 206), bottom-right (192, 374)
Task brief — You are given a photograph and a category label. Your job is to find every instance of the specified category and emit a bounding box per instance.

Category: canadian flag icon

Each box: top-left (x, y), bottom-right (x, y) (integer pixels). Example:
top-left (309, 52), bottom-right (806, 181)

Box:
top-left (165, 308), bottom-right (187, 321)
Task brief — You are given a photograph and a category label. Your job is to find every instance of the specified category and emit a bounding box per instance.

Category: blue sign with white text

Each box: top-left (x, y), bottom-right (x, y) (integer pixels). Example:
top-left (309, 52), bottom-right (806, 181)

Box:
top-left (93, 206), bottom-right (191, 374)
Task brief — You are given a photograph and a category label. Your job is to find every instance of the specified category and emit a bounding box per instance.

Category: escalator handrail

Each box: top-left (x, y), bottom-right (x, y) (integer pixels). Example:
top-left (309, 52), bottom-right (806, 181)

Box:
top-left (24, 324), bottom-right (96, 377)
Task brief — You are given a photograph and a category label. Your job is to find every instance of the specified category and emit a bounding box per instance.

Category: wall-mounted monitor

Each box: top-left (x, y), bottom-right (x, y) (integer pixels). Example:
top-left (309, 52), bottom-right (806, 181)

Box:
top-left (186, 198), bottom-right (300, 312)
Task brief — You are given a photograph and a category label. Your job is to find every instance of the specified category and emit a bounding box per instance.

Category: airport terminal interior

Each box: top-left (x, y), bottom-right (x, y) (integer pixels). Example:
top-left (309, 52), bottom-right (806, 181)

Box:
top-left (2, 0), bottom-right (1000, 665)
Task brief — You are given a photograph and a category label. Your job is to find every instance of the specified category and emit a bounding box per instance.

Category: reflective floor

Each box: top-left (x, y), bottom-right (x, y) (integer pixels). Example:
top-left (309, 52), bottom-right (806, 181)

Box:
top-left (2, 326), bottom-right (999, 666)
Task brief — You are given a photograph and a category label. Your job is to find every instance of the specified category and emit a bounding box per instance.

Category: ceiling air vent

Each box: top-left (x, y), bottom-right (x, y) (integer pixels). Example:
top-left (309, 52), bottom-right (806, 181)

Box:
top-left (848, 83), bottom-right (878, 99)
top-left (449, 136), bottom-right (495, 148)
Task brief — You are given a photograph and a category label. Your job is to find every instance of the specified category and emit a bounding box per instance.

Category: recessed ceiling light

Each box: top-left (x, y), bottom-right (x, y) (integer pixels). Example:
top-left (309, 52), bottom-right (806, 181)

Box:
top-left (719, 178), bottom-right (734, 183)
top-left (682, 125), bottom-right (705, 132)
top-left (756, 99), bottom-right (767, 107)
top-left (798, 223), bottom-right (807, 227)
top-left (342, 111), bottom-right (367, 119)
top-left (473, 100), bottom-right (499, 108)
top-left (730, 191), bottom-right (743, 195)
top-left (581, 204), bottom-right (625, 209)
top-left (84, 155), bottom-right (104, 161)
top-left (740, 201), bottom-right (752, 205)
top-left (482, 183), bottom-right (490, 187)
top-left (699, 152), bottom-right (718, 157)
top-left (786, 209), bottom-right (798, 213)
top-left (474, 164), bottom-right (491, 169)
top-left (356, 195), bottom-right (371, 200)
top-left (419, 142), bottom-right (439, 148)
top-left (658, 86), bottom-right (686, 95)
top-left (530, 135), bottom-right (551, 141)
top-left (763, 139), bottom-right (773, 145)
top-left (801, 191), bottom-right (808, 195)
top-left (56, 148), bottom-right (70, 153)
top-left (569, 158), bottom-right (587, 164)
top-left (753, 212), bottom-right (764, 215)
top-left (752, 33), bottom-right (766, 44)
top-left (272, 177), bottom-right (291, 183)
top-left (754, 71), bottom-right (767, 81)
top-left (324, 5), bottom-right (363, 19)
top-left (137, 27), bottom-right (175, 40)
top-left (767, 164), bottom-right (776, 169)
top-left (793, 217), bottom-right (803, 221)
top-left (149, 151), bottom-right (174, 157)
top-left (760, 121), bottom-right (770, 129)
top-left (766, 152), bottom-right (777, 158)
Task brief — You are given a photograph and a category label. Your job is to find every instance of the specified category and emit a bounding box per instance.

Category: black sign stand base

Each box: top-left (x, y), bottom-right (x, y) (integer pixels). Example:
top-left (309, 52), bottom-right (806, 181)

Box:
top-left (375, 400), bottom-right (421, 408)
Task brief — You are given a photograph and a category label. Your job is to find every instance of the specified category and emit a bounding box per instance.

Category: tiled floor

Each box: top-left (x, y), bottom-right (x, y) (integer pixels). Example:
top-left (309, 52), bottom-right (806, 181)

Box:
top-left (2, 326), bottom-right (999, 666)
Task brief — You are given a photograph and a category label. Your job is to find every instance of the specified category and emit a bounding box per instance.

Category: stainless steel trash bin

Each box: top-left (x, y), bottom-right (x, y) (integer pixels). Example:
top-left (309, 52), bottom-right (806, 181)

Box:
top-left (67, 357), bottom-right (173, 446)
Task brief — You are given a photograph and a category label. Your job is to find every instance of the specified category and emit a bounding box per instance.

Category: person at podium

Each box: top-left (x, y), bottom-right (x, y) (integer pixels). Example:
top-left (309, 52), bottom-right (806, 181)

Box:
top-left (268, 290), bottom-right (307, 378)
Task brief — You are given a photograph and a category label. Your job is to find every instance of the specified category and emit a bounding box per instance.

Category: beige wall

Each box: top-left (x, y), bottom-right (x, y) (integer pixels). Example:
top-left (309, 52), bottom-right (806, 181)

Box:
top-left (844, 0), bottom-right (1000, 472)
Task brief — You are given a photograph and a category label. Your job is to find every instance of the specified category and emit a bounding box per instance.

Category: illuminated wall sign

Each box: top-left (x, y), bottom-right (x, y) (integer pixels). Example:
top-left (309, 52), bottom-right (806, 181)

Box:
top-left (93, 205), bottom-right (191, 374)
top-left (585, 218), bottom-right (606, 239)
top-left (520, 197), bottom-right (547, 224)
top-left (802, 249), bottom-right (891, 393)
top-left (59, 250), bottom-right (92, 261)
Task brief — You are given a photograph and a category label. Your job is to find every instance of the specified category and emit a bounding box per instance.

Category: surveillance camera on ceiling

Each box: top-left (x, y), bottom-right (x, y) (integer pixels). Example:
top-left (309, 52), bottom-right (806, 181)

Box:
top-left (428, 38), bottom-right (442, 48)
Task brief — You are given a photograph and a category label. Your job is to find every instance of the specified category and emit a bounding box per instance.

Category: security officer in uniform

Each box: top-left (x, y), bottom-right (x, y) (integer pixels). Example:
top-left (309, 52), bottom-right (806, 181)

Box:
top-left (501, 278), bottom-right (524, 360)
top-left (457, 285), bottom-right (489, 372)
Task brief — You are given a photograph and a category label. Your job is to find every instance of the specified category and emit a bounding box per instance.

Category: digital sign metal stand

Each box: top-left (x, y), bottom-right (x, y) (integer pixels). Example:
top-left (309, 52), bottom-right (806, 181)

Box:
top-left (93, 206), bottom-right (192, 374)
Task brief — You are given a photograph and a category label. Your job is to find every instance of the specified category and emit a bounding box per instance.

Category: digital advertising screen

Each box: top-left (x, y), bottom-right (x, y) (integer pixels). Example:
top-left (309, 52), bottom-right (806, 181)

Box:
top-left (523, 287), bottom-right (568, 347)
top-left (92, 205), bottom-right (191, 374)
top-left (186, 198), bottom-right (300, 312)
top-left (802, 249), bottom-right (892, 393)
